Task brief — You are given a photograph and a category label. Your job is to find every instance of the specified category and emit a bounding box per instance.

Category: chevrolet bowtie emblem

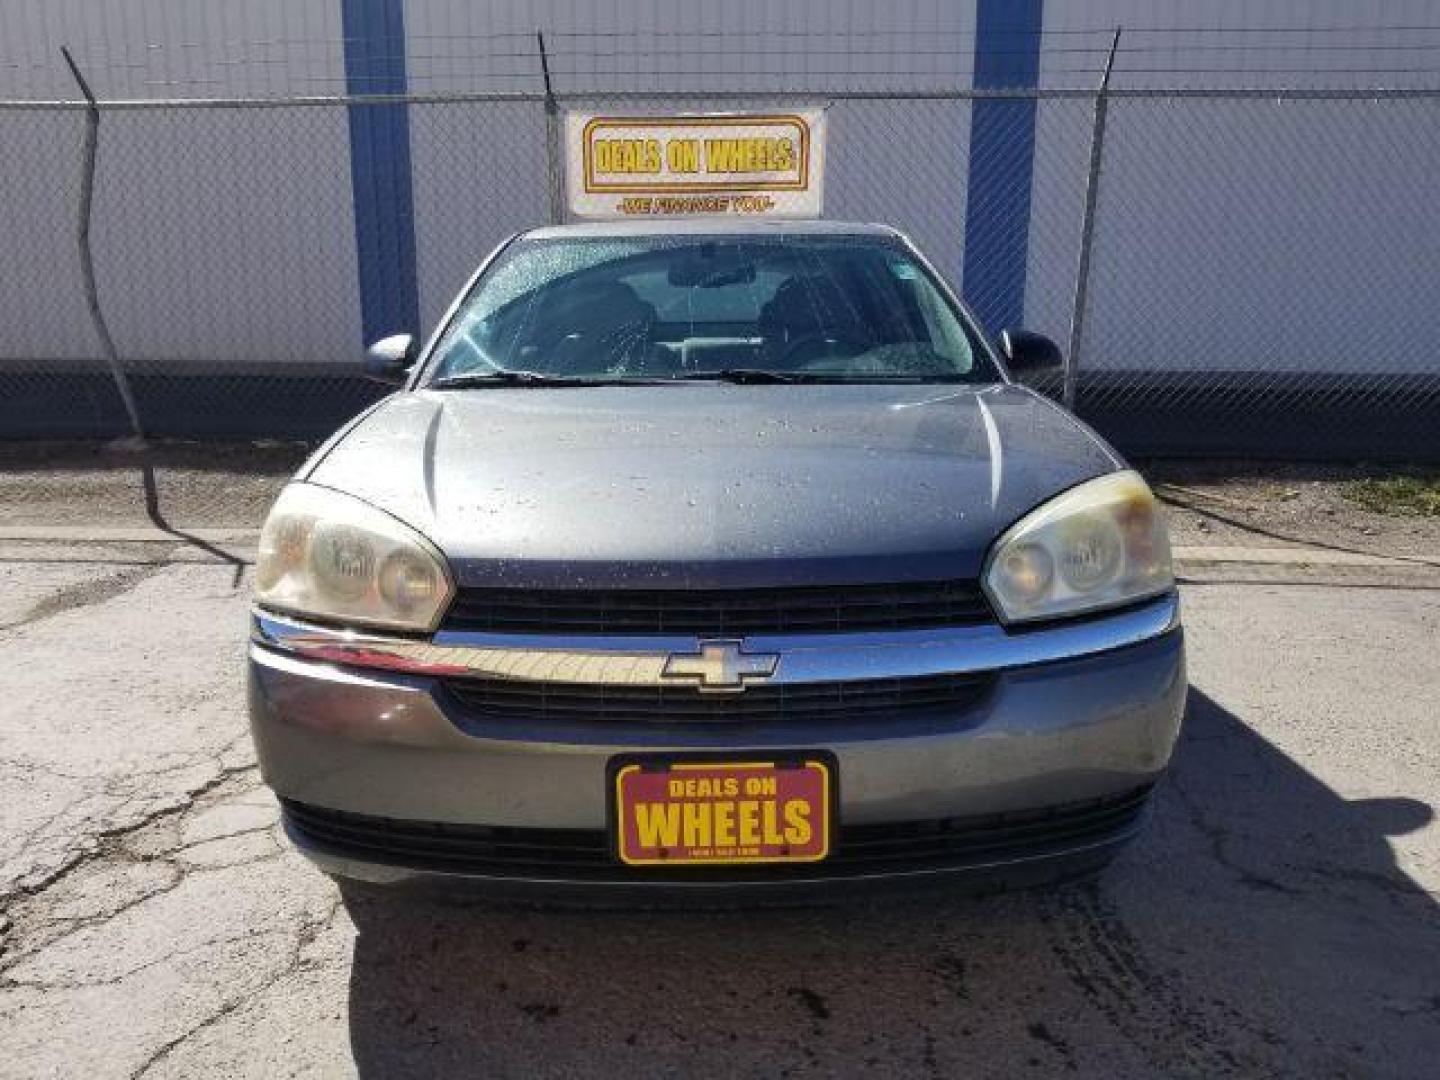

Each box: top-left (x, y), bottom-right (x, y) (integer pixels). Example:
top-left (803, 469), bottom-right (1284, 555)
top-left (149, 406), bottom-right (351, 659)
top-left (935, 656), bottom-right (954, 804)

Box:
top-left (661, 641), bottom-right (780, 693)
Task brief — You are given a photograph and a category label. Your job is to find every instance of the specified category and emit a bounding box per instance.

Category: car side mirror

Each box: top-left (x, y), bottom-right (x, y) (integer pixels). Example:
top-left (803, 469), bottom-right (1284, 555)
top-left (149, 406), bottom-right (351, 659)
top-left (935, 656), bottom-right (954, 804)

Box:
top-left (364, 334), bottom-right (417, 386)
top-left (999, 329), bottom-right (1063, 377)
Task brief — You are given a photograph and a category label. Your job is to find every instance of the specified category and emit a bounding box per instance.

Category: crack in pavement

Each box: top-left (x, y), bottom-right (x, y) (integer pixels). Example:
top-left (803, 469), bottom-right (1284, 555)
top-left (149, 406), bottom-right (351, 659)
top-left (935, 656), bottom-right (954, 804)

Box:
top-left (2, 906), bottom-right (294, 992)
top-left (0, 563), bottom-right (166, 634)
top-left (0, 823), bottom-right (286, 977)
top-left (1167, 772), bottom-right (1429, 910)
top-left (0, 739), bottom-right (324, 1080)
top-left (0, 759), bottom-right (260, 920)
top-left (171, 823), bottom-right (282, 856)
top-left (1166, 774), bottom-right (1303, 897)
top-left (1, 746), bottom-right (258, 872)
top-left (124, 894), bottom-right (344, 1080)
top-left (0, 757), bottom-right (344, 1076)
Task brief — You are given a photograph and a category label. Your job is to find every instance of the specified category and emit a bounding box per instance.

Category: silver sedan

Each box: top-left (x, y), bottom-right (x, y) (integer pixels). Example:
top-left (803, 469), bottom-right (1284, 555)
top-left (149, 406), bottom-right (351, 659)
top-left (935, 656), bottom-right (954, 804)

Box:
top-left (247, 220), bottom-right (1185, 902)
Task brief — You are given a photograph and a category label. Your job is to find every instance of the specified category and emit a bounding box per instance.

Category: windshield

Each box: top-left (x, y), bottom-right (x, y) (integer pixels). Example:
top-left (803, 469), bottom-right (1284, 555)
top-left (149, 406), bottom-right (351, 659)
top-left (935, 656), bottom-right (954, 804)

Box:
top-left (423, 234), bottom-right (999, 385)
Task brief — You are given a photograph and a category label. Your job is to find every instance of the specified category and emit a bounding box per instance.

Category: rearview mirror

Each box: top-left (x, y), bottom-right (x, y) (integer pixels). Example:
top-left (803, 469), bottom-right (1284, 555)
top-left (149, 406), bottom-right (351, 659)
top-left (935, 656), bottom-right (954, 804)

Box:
top-left (999, 329), bottom-right (1062, 377)
top-left (364, 334), bottom-right (417, 386)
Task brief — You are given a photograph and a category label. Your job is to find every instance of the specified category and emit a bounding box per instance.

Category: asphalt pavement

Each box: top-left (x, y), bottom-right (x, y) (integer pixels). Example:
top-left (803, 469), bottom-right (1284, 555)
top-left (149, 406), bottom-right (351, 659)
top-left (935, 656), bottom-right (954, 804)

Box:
top-left (0, 541), bottom-right (1436, 1079)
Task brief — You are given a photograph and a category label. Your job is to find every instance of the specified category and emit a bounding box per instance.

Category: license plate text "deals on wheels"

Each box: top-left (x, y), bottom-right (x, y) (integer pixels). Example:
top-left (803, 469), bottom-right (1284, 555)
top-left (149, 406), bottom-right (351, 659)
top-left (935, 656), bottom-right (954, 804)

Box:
top-left (613, 759), bottom-right (831, 866)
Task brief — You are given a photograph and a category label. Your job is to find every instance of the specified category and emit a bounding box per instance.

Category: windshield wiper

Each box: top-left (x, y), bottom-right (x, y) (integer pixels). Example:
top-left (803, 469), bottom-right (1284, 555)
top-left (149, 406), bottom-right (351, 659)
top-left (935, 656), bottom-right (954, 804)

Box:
top-left (431, 369), bottom-right (972, 389)
top-left (675, 369), bottom-right (971, 385)
top-left (675, 369), bottom-right (808, 384)
top-left (429, 370), bottom-right (587, 388)
top-left (429, 371), bottom-right (663, 389)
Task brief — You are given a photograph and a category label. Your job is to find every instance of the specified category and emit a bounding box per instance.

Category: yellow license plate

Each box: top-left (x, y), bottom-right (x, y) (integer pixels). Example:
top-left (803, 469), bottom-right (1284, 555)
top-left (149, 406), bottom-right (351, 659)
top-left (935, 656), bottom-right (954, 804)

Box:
top-left (612, 756), bottom-right (833, 866)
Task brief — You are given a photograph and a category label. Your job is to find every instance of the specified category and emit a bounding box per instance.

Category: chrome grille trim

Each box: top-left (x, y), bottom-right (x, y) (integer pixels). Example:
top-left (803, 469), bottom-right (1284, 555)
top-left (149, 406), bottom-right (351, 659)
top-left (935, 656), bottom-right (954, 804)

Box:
top-left (250, 592), bottom-right (1179, 687)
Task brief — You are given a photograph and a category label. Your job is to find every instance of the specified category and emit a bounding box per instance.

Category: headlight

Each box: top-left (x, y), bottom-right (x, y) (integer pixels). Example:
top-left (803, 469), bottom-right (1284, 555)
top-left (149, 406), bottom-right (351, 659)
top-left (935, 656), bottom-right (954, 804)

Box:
top-left (983, 470), bottom-right (1173, 624)
top-left (254, 483), bottom-right (454, 632)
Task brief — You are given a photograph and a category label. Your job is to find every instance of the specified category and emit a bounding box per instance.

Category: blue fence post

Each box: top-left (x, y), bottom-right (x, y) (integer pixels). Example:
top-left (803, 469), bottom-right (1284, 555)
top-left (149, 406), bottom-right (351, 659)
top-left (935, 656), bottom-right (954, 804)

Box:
top-left (962, 0), bottom-right (1043, 335)
top-left (340, 0), bottom-right (420, 346)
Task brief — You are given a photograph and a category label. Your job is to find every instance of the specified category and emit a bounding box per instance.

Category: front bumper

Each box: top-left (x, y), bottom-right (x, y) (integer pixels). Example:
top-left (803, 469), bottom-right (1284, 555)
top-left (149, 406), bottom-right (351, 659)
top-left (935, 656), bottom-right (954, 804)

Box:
top-left (248, 596), bottom-right (1186, 898)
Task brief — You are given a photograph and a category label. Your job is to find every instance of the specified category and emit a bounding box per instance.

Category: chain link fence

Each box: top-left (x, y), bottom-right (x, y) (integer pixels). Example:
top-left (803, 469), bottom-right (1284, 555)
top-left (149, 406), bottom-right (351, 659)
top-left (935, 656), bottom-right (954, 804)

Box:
top-left (2, 42), bottom-right (1438, 460)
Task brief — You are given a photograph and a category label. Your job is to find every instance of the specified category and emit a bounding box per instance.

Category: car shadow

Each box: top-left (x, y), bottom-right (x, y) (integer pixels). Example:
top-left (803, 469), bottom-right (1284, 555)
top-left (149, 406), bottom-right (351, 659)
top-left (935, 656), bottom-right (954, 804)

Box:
top-left (341, 688), bottom-right (1437, 1078)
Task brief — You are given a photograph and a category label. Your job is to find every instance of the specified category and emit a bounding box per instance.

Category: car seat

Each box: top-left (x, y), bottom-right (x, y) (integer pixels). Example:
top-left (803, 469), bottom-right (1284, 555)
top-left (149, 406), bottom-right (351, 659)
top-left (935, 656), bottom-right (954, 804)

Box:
top-left (758, 274), bottom-right (870, 369)
top-left (530, 280), bottom-right (661, 375)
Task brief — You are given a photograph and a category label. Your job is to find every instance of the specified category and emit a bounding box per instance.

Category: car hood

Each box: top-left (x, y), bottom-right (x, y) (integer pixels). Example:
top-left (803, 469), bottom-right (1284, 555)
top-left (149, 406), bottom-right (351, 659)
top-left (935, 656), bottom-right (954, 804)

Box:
top-left (303, 384), bottom-right (1120, 589)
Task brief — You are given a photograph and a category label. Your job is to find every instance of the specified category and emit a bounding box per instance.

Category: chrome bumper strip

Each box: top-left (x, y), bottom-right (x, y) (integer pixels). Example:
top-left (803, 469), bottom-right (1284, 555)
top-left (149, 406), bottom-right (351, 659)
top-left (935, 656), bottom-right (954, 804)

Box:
top-left (250, 593), bottom-right (1179, 687)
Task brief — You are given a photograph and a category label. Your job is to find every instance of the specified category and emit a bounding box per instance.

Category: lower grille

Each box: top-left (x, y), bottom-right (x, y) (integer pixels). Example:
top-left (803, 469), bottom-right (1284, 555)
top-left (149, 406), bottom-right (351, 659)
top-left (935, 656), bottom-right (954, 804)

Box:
top-left (282, 786), bottom-right (1152, 881)
top-left (443, 673), bottom-right (995, 726)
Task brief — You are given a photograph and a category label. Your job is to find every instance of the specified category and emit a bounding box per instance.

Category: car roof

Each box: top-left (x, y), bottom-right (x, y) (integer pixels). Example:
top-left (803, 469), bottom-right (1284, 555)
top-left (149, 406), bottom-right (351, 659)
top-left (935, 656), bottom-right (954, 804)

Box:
top-left (522, 219), bottom-right (903, 241)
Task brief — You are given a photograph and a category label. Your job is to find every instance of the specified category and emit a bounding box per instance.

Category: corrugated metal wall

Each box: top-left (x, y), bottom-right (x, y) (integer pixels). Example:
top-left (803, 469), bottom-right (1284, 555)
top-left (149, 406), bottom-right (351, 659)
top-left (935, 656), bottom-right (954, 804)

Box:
top-left (1026, 0), bottom-right (1440, 377)
top-left (0, 0), bottom-right (360, 372)
top-left (0, 1), bottom-right (1437, 452)
top-left (0, 0), bottom-right (348, 98)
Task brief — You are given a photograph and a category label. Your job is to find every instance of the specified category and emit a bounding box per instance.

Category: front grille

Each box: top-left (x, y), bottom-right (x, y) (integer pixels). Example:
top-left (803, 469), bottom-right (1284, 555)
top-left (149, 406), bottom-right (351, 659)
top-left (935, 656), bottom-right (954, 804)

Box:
top-left (440, 580), bottom-right (992, 635)
top-left (282, 786), bottom-right (1152, 881)
top-left (443, 673), bottom-right (995, 726)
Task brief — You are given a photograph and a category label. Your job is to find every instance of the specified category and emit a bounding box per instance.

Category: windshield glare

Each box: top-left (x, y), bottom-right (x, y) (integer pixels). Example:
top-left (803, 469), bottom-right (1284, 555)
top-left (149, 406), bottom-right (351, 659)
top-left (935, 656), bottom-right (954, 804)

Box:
top-left (425, 235), bottom-right (998, 384)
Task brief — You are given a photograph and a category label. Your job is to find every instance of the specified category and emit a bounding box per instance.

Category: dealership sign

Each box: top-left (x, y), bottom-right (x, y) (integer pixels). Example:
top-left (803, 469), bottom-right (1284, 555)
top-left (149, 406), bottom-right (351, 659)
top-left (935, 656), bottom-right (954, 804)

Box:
top-left (564, 110), bottom-right (826, 220)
